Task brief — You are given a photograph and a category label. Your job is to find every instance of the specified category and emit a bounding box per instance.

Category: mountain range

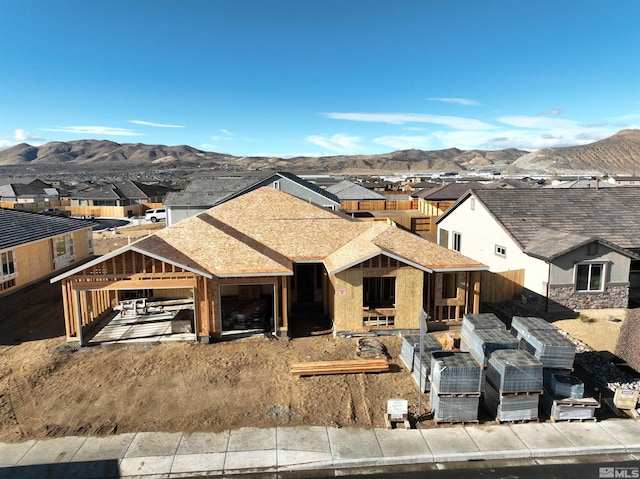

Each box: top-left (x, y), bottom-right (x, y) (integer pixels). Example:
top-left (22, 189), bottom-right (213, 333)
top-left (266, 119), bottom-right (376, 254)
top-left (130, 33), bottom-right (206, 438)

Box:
top-left (1, 129), bottom-right (640, 175)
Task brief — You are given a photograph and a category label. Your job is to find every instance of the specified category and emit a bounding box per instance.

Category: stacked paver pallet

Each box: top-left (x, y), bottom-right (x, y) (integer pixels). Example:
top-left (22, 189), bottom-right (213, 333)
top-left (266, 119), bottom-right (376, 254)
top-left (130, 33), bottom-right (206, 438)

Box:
top-left (484, 349), bottom-right (543, 422)
top-left (429, 352), bottom-right (482, 423)
top-left (400, 333), bottom-right (443, 392)
top-left (460, 313), bottom-right (517, 367)
top-left (511, 316), bottom-right (597, 421)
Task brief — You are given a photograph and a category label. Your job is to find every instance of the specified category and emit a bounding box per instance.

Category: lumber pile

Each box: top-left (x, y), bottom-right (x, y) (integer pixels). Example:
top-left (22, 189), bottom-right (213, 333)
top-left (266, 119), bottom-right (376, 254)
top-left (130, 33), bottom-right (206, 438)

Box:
top-left (290, 358), bottom-right (389, 376)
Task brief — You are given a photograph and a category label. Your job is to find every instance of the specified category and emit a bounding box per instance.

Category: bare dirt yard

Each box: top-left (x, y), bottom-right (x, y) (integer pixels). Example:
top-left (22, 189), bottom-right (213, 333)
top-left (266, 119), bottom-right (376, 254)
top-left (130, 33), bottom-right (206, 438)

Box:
top-left (0, 279), bottom-right (430, 444)
top-left (1, 228), bottom-right (638, 444)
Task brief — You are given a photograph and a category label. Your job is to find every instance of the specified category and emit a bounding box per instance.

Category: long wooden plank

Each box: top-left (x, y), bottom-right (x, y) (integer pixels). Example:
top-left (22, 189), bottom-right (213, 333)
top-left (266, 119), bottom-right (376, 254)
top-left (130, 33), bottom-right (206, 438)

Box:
top-left (290, 359), bottom-right (389, 376)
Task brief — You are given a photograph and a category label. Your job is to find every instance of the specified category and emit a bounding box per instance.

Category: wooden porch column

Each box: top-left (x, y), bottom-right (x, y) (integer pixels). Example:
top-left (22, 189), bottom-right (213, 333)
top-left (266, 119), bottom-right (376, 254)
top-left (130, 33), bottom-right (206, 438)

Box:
top-left (281, 276), bottom-right (289, 334)
top-left (472, 271), bottom-right (481, 313)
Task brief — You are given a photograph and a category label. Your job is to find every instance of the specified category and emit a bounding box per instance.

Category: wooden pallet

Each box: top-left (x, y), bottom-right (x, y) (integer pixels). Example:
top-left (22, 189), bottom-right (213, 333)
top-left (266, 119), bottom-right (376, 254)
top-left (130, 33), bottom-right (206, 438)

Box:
top-left (434, 419), bottom-right (480, 425)
top-left (290, 358), bottom-right (389, 376)
top-left (495, 417), bottom-right (540, 424)
top-left (550, 416), bottom-right (598, 423)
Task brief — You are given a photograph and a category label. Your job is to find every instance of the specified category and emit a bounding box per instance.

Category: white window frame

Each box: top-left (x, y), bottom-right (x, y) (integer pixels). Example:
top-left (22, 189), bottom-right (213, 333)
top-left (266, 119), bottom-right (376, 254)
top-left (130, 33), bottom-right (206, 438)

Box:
top-left (452, 232), bottom-right (462, 252)
top-left (495, 245), bottom-right (507, 257)
top-left (272, 180), bottom-right (281, 190)
top-left (575, 262), bottom-right (605, 292)
top-left (1, 249), bottom-right (17, 280)
top-left (53, 234), bottom-right (76, 269)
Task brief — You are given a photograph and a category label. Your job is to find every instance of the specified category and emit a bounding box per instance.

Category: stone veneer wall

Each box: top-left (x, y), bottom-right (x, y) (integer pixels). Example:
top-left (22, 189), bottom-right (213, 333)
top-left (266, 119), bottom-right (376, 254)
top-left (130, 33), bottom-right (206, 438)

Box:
top-left (549, 284), bottom-right (629, 310)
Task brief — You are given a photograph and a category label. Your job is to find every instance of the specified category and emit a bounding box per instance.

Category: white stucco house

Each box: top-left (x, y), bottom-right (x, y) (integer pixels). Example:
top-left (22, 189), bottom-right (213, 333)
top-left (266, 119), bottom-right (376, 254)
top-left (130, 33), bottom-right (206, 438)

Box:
top-left (435, 188), bottom-right (640, 312)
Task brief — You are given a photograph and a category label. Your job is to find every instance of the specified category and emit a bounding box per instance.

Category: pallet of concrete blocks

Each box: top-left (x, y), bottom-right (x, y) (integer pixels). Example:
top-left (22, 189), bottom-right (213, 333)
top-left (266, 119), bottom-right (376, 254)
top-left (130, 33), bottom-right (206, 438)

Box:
top-left (461, 313), bottom-right (506, 336)
top-left (510, 316), bottom-right (556, 341)
top-left (430, 351), bottom-right (484, 394)
top-left (484, 350), bottom-right (543, 422)
top-left (400, 333), bottom-right (443, 371)
top-left (519, 328), bottom-right (576, 369)
top-left (460, 328), bottom-right (519, 367)
top-left (429, 352), bottom-right (482, 423)
top-left (484, 381), bottom-right (541, 422)
top-left (486, 349), bottom-right (543, 394)
top-left (542, 388), bottom-right (599, 422)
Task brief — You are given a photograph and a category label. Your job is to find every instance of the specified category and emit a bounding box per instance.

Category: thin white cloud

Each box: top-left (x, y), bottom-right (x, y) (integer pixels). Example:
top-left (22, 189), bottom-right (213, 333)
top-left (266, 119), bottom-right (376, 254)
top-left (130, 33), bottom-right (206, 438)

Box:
top-left (497, 115), bottom-right (582, 130)
top-left (41, 126), bottom-right (144, 136)
top-left (128, 120), bottom-right (184, 128)
top-left (306, 133), bottom-right (363, 153)
top-left (220, 129), bottom-right (233, 136)
top-left (323, 112), bottom-right (495, 130)
top-left (427, 97), bottom-right (481, 106)
top-left (549, 108), bottom-right (564, 115)
top-left (14, 128), bottom-right (45, 142)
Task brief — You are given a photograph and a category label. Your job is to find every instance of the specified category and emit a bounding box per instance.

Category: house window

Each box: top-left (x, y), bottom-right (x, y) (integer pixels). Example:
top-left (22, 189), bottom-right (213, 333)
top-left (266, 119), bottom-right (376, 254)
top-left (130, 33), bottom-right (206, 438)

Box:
top-left (273, 180), bottom-right (281, 190)
top-left (495, 245), bottom-right (507, 257)
top-left (1, 250), bottom-right (16, 279)
top-left (438, 229), bottom-right (449, 248)
top-left (576, 263), bottom-right (605, 292)
top-left (470, 198), bottom-right (475, 211)
top-left (452, 232), bottom-right (462, 252)
top-left (363, 276), bottom-right (396, 307)
top-left (53, 234), bottom-right (76, 268)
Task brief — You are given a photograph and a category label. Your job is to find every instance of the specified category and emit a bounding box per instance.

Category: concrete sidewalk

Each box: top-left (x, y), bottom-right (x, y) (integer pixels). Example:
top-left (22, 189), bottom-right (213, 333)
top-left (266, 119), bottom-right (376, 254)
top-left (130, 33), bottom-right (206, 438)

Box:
top-left (0, 419), bottom-right (639, 478)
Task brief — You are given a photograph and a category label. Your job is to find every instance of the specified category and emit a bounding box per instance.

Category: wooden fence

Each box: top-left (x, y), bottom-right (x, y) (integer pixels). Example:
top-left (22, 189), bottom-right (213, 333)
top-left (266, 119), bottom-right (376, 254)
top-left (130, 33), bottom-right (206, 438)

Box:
top-left (339, 199), bottom-right (418, 211)
top-left (0, 201), bottom-right (163, 218)
top-left (481, 269), bottom-right (524, 303)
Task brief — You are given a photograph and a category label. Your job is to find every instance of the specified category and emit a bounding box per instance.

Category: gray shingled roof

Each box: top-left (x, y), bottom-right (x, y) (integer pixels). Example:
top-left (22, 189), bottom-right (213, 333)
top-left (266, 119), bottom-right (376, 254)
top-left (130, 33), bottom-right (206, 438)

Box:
top-left (413, 181), bottom-right (486, 200)
top-left (325, 180), bottom-right (386, 200)
top-left (468, 188), bottom-right (640, 251)
top-left (164, 172), bottom-right (340, 207)
top-left (0, 208), bottom-right (91, 250)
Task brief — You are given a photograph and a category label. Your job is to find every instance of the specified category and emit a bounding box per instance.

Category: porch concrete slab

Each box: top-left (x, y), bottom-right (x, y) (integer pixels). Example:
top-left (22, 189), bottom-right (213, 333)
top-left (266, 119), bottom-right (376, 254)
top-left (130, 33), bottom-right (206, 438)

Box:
top-left (276, 426), bottom-right (330, 452)
top-left (124, 432), bottom-right (182, 458)
top-left (227, 427), bottom-right (276, 452)
top-left (223, 449), bottom-right (277, 473)
top-left (16, 436), bottom-right (87, 466)
top-left (421, 427), bottom-right (483, 462)
top-left (552, 422), bottom-right (627, 453)
top-left (374, 428), bottom-right (432, 458)
top-left (176, 431), bottom-right (229, 454)
top-left (597, 419), bottom-right (640, 452)
top-left (465, 424), bottom-right (530, 459)
top-left (509, 422), bottom-right (575, 457)
top-left (0, 440), bottom-right (35, 467)
top-left (326, 427), bottom-right (382, 459)
top-left (72, 433), bottom-right (136, 461)
top-left (170, 452), bottom-right (225, 475)
top-left (119, 454), bottom-right (174, 476)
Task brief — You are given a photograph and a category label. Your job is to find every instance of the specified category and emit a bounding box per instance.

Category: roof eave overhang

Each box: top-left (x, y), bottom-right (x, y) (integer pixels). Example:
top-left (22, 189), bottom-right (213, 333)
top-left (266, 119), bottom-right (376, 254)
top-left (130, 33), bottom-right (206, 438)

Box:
top-left (215, 271), bottom-right (293, 278)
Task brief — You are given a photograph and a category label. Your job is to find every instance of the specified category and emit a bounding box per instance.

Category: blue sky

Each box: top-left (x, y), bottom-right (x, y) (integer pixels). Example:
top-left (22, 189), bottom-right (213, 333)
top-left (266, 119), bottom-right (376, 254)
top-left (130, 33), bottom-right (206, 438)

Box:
top-left (1, 0), bottom-right (639, 157)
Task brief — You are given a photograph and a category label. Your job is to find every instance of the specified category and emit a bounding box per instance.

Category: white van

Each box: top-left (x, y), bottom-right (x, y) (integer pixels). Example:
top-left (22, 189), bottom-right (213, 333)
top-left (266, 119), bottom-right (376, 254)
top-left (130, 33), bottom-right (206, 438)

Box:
top-left (145, 208), bottom-right (166, 223)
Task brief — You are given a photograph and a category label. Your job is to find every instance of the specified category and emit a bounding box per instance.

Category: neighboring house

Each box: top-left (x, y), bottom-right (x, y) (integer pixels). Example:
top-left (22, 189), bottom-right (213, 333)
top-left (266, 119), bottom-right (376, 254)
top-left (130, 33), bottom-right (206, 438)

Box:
top-left (413, 182), bottom-right (486, 217)
top-left (543, 179), bottom-right (616, 189)
top-left (607, 176), bottom-right (640, 186)
top-left (0, 208), bottom-right (94, 297)
top-left (0, 183), bottom-right (61, 204)
top-left (69, 180), bottom-right (172, 217)
top-left (435, 188), bottom-right (640, 312)
top-left (325, 180), bottom-right (386, 211)
top-left (52, 187), bottom-right (487, 346)
top-left (164, 172), bottom-right (341, 226)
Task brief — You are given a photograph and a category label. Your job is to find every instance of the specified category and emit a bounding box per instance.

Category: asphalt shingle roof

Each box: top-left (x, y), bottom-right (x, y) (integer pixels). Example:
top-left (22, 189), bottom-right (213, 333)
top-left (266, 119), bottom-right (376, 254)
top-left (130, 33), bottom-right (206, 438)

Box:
top-left (470, 187), bottom-right (640, 251)
top-left (0, 208), bottom-right (91, 250)
top-left (325, 180), bottom-right (386, 200)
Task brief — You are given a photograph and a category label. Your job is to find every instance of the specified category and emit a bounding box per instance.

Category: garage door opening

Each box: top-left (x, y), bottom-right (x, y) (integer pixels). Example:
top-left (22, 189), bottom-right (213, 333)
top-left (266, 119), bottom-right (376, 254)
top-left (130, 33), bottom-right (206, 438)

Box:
top-left (86, 288), bottom-right (196, 345)
top-left (220, 283), bottom-right (275, 336)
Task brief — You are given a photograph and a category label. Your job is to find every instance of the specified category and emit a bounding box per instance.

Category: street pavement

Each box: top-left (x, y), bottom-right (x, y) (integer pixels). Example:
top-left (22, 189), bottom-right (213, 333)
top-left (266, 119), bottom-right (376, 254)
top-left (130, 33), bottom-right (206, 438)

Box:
top-left (0, 419), bottom-right (639, 478)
